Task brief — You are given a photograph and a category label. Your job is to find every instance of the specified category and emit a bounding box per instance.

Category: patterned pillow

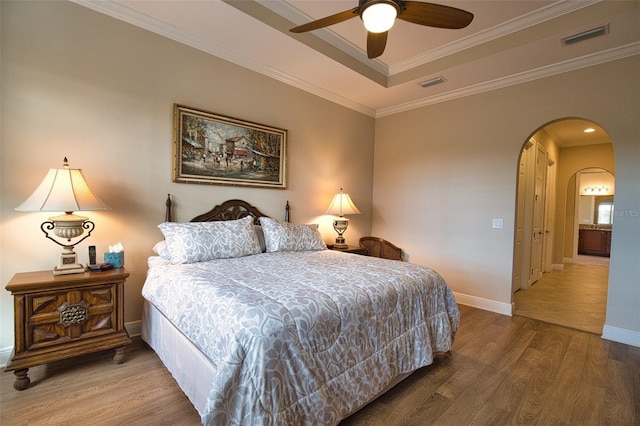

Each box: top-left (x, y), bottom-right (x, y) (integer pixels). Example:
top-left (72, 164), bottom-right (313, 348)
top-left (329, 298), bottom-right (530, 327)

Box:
top-left (158, 216), bottom-right (262, 263)
top-left (254, 225), bottom-right (267, 253)
top-left (259, 217), bottom-right (327, 252)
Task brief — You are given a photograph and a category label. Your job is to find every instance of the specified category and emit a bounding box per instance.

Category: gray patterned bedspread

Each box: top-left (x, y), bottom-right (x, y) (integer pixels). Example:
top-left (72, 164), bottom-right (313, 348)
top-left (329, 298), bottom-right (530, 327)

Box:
top-left (142, 249), bottom-right (459, 425)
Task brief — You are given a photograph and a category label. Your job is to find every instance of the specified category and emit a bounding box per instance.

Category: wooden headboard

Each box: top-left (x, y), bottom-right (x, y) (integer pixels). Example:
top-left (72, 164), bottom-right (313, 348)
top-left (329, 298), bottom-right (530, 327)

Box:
top-left (164, 194), bottom-right (289, 223)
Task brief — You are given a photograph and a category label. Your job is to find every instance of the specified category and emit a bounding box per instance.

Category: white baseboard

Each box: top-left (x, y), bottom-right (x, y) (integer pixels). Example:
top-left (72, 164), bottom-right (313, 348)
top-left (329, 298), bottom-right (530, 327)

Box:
top-left (0, 346), bottom-right (11, 369)
top-left (453, 292), bottom-right (513, 316)
top-left (0, 320), bottom-right (143, 368)
top-left (602, 325), bottom-right (640, 348)
top-left (126, 320), bottom-right (142, 338)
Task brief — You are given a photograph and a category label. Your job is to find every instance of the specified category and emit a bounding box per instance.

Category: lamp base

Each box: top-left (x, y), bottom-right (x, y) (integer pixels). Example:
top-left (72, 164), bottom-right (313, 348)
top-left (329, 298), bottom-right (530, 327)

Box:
top-left (333, 235), bottom-right (348, 249)
top-left (332, 219), bottom-right (350, 249)
top-left (53, 264), bottom-right (87, 276)
top-left (53, 247), bottom-right (86, 275)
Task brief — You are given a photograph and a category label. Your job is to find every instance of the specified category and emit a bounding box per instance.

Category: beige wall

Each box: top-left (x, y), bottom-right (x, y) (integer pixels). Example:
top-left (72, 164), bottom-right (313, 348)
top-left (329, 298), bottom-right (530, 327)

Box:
top-left (0, 2), bottom-right (374, 349)
top-left (373, 56), bottom-right (640, 337)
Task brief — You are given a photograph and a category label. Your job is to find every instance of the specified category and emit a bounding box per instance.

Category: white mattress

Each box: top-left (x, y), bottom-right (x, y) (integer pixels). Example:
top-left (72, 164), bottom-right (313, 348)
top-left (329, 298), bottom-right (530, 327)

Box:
top-left (141, 300), bottom-right (215, 417)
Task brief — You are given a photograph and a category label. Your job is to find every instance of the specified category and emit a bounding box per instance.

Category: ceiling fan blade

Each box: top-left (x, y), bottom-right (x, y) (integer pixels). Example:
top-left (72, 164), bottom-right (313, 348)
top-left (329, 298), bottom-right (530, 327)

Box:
top-left (367, 31), bottom-right (388, 59)
top-left (399, 1), bottom-right (473, 29)
top-left (290, 8), bottom-right (359, 33)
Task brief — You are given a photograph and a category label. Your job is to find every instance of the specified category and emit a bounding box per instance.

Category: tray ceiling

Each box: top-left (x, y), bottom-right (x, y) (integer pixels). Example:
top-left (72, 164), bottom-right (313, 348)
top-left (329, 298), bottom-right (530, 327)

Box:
top-left (73, 0), bottom-right (639, 118)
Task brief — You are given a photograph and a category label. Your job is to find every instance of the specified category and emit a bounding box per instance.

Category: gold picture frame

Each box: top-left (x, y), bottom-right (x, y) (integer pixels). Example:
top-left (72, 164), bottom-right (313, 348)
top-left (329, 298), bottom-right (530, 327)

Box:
top-left (173, 104), bottom-right (287, 189)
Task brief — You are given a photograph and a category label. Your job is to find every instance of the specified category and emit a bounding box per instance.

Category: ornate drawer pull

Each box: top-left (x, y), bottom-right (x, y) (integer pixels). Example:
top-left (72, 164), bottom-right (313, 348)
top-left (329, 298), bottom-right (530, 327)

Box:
top-left (58, 301), bottom-right (90, 327)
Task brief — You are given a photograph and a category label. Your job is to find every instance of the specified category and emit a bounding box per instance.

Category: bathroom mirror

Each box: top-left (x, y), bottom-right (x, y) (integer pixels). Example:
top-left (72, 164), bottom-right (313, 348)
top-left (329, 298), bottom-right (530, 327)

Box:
top-left (578, 170), bottom-right (614, 226)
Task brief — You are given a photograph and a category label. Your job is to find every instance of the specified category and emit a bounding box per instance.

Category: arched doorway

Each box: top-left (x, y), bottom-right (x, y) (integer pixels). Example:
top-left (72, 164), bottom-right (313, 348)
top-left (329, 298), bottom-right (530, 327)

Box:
top-left (512, 118), bottom-right (614, 334)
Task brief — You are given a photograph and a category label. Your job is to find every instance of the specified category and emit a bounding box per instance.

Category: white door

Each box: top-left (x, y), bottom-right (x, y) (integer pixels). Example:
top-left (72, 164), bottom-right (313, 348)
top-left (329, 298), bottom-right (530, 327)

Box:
top-left (529, 144), bottom-right (547, 284)
top-left (542, 155), bottom-right (556, 273)
top-left (513, 147), bottom-right (527, 292)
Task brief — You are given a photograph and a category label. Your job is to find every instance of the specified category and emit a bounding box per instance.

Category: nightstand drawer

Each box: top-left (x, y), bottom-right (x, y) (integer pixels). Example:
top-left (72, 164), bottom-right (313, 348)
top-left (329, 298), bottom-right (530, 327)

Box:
top-left (25, 284), bottom-right (119, 351)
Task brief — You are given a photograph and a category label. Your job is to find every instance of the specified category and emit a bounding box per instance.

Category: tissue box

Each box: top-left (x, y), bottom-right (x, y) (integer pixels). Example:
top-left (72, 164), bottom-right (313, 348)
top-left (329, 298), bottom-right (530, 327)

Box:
top-left (104, 252), bottom-right (124, 268)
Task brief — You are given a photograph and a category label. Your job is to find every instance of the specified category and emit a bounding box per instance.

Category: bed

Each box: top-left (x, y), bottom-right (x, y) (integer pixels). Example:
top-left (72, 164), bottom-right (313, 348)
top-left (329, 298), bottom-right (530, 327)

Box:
top-left (141, 197), bottom-right (459, 425)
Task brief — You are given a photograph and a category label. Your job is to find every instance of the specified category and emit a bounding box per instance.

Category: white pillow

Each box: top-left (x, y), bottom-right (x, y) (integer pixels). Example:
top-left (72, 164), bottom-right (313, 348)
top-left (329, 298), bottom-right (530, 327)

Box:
top-left (158, 216), bottom-right (262, 263)
top-left (259, 217), bottom-right (327, 252)
top-left (254, 225), bottom-right (267, 253)
top-left (152, 240), bottom-right (171, 260)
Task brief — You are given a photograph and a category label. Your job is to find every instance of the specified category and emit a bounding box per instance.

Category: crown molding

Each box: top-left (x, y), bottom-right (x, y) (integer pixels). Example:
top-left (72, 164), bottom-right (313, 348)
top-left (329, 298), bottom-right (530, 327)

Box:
top-left (377, 42), bottom-right (640, 118)
top-left (70, 0), bottom-right (636, 119)
top-left (389, 0), bottom-right (599, 75)
top-left (71, 0), bottom-right (377, 117)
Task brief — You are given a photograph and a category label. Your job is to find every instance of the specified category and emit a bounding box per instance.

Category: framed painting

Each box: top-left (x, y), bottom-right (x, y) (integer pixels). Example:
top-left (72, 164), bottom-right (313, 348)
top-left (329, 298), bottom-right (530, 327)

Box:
top-left (173, 104), bottom-right (287, 189)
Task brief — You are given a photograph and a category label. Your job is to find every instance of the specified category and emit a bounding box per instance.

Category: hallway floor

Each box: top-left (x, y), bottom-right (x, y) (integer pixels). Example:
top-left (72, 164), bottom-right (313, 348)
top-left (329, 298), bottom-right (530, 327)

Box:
top-left (513, 255), bottom-right (609, 335)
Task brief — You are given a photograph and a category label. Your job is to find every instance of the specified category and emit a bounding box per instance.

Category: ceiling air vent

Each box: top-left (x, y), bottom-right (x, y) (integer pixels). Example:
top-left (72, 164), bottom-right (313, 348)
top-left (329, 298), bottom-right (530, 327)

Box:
top-left (419, 76), bottom-right (446, 88)
top-left (562, 24), bottom-right (609, 46)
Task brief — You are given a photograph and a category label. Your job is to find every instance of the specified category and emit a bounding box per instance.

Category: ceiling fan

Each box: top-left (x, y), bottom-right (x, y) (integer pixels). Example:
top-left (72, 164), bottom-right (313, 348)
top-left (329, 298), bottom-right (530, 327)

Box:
top-left (290, 0), bottom-right (474, 59)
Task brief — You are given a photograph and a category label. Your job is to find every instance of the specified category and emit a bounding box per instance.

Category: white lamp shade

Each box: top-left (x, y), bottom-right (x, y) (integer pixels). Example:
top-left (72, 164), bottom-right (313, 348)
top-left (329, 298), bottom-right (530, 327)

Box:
top-left (325, 191), bottom-right (361, 217)
top-left (362, 2), bottom-right (398, 33)
top-left (16, 161), bottom-right (110, 213)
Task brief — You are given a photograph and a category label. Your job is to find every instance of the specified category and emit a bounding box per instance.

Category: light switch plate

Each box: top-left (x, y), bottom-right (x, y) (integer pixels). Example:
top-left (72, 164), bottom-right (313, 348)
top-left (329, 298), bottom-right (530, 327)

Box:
top-left (492, 218), bottom-right (504, 229)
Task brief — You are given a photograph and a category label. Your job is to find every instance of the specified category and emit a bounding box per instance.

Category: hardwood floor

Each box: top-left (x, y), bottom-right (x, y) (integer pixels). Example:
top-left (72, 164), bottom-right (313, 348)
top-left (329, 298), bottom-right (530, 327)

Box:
top-left (514, 255), bottom-right (609, 334)
top-left (2, 305), bottom-right (638, 425)
top-left (1, 341), bottom-right (201, 426)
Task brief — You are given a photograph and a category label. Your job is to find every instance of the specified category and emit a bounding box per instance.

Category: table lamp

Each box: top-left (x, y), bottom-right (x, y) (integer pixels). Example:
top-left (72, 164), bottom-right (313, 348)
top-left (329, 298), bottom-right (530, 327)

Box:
top-left (324, 188), bottom-right (361, 249)
top-left (15, 158), bottom-right (111, 275)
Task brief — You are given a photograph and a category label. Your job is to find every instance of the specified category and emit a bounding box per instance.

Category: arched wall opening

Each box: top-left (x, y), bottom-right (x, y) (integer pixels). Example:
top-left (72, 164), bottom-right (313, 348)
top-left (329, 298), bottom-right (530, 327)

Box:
top-left (512, 117), bottom-right (614, 332)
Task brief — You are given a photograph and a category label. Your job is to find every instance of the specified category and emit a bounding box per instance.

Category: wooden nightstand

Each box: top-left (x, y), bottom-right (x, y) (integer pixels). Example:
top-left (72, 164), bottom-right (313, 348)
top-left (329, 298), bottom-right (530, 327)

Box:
top-left (328, 245), bottom-right (368, 255)
top-left (4, 268), bottom-right (132, 390)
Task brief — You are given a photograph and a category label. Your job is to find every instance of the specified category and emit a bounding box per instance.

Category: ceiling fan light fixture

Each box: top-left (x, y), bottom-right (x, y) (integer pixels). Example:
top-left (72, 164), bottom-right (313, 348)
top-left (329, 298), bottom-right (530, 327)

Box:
top-left (361, 1), bottom-right (399, 33)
